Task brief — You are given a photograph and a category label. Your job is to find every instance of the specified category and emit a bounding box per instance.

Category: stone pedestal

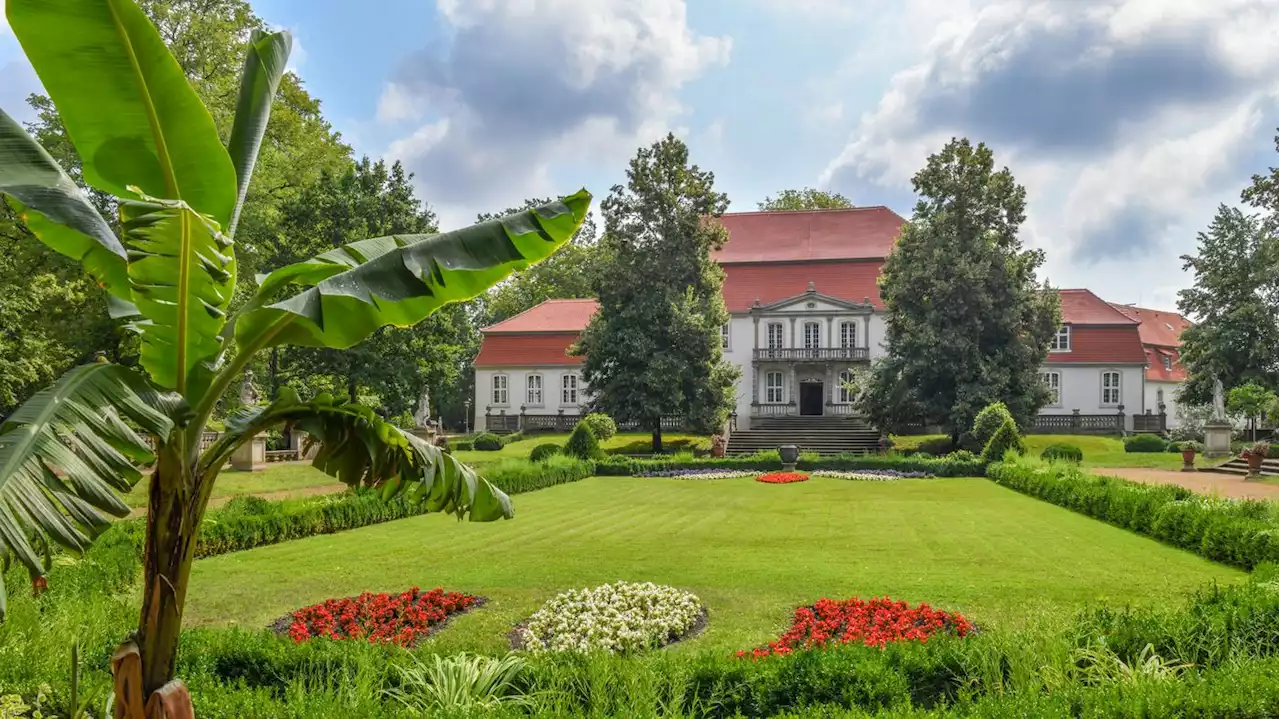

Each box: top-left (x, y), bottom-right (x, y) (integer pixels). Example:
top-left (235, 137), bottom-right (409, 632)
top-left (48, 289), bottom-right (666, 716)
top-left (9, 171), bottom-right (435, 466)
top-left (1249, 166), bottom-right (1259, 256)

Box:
top-left (1203, 420), bottom-right (1234, 459)
top-left (231, 433), bottom-right (268, 471)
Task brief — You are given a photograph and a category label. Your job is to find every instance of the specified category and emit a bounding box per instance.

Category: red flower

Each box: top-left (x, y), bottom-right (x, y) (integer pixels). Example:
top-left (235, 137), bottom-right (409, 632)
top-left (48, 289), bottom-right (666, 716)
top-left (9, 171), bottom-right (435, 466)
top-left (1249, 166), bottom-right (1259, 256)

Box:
top-left (283, 587), bottom-right (479, 647)
top-left (757, 472), bottom-right (810, 484)
top-left (739, 596), bottom-right (972, 659)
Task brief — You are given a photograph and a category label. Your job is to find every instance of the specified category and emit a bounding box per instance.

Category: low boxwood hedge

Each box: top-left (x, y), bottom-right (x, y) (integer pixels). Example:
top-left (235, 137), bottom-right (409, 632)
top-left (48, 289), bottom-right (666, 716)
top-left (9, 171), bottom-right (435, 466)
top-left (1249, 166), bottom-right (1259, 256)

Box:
top-left (1039, 443), bottom-right (1083, 463)
top-left (599, 451), bottom-right (986, 478)
top-left (1123, 433), bottom-right (1168, 453)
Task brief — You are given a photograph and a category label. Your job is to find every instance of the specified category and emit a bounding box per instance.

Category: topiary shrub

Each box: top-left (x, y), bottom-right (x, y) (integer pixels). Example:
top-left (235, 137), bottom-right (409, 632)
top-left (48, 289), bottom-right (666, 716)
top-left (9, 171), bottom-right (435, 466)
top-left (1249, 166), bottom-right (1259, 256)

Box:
top-left (1124, 434), bottom-right (1168, 453)
top-left (530, 443), bottom-right (561, 462)
top-left (971, 402), bottom-right (1014, 448)
top-left (981, 417), bottom-right (1024, 462)
top-left (564, 422), bottom-right (601, 459)
top-left (908, 436), bottom-right (954, 456)
top-left (473, 432), bottom-right (503, 451)
top-left (1041, 443), bottom-right (1083, 463)
top-left (580, 412), bottom-right (617, 441)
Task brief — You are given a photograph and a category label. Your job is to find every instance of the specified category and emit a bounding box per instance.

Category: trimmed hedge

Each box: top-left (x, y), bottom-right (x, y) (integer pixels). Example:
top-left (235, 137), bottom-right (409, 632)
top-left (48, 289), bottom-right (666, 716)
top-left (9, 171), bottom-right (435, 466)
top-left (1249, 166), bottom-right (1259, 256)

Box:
top-left (1039, 443), bottom-right (1082, 463)
top-left (530, 443), bottom-right (561, 462)
top-left (981, 418), bottom-right (1023, 461)
top-left (987, 461), bottom-right (1279, 569)
top-left (473, 432), bottom-right (503, 451)
top-left (581, 412), bottom-right (617, 441)
top-left (564, 422), bottom-right (600, 459)
top-left (971, 402), bottom-right (1013, 448)
top-left (598, 452), bottom-right (986, 478)
top-left (1123, 433), bottom-right (1168, 453)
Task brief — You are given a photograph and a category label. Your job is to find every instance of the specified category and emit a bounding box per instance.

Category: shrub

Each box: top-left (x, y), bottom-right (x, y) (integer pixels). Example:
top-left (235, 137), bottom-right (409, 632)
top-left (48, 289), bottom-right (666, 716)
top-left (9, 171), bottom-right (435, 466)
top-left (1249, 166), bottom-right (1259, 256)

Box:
top-left (451, 439), bottom-right (474, 452)
top-left (480, 455), bottom-right (595, 494)
top-left (529, 443), bottom-right (561, 462)
top-left (473, 432), bottom-right (504, 451)
top-left (981, 417), bottom-right (1023, 461)
top-left (1123, 433), bottom-right (1168, 453)
top-left (971, 402), bottom-right (1014, 447)
top-left (1040, 443), bottom-right (1083, 463)
top-left (563, 422), bottom-right (601, 459)
top-left (580, 412), bottom-right (617, 441)
top-left (904, 436), bottom-right (954, 456)
top-left (515, 581), bottom-right (704, 654)
top-left (594, 454), bottom-right (634, 476)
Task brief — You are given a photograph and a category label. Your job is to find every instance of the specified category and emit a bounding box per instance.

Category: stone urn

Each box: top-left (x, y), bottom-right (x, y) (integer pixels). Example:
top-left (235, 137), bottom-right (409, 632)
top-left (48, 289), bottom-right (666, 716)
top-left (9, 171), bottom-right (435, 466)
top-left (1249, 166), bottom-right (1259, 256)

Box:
top-left (711, 435), bottom-right (727, 458)
top-left (1179, 441), bottom-right (1201, 473)
top-left (778, 444), bottom-right (799, 472)
top-left (1244, 441), bottom-right (1269, 478)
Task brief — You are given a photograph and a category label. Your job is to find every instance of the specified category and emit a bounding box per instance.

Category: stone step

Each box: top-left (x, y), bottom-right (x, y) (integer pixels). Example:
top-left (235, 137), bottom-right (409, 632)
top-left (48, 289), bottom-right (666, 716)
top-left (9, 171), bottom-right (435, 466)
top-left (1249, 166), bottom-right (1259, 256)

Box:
top-left (1200, 456), bottom-right (1279, 476)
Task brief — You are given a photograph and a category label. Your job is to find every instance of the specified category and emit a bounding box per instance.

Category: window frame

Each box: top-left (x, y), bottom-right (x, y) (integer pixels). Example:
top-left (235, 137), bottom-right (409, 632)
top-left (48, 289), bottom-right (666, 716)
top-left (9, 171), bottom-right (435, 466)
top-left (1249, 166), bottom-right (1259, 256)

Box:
top-left (766, 322), bottom-right (784, 350)
top-left (839, 321), bottom-right (857, 350)
top-left (837, 370), bottom-right (855, 404)
top-left (1100, 370), bottom-right (1121, 406)
top-left (526, 373), bottom-right (544, 406)
top-left (765, 371), bottom-right (785, 404)
top-left (721, 321), bottom-right (731, 351)
top-left (1049, 325), bottom-right (1071, 352)
top-left (1040, 370), bottom-right (1061, 406)
top-left (561, 373), bottom-right (579, 405)
top-left (1161, 355), bottom-right (1172, 371)
top-left (803, 321), bottom-right (821, 350)
top-left (491, 374), bottom-right (509, 406)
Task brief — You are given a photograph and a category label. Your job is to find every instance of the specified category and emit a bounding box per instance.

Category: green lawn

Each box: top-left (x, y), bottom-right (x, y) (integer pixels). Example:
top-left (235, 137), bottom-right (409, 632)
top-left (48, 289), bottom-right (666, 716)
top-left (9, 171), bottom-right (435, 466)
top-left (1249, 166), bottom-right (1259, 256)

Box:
top-left (892, 433), bottom-right (1225, 470)
top-left (451, 431), bottom-right (710, 468)
top-left (122, 463), bottom-right (343, 509)
top-left (186, 476), bottom-right (1241, 654)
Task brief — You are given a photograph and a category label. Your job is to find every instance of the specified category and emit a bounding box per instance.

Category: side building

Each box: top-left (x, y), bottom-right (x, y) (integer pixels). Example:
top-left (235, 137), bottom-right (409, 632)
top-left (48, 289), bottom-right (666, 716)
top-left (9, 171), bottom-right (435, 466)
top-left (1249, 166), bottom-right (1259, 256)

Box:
top-left (1109, 303), bottom-right (1193, 429)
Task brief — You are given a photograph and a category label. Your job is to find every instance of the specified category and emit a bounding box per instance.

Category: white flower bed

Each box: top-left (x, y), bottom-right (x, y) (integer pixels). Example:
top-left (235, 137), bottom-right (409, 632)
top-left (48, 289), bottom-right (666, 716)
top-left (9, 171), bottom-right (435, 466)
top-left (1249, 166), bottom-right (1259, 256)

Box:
top-left (811, 470), bottom-right (934, 481)
top-left (673, 470), bottom-right (757, 480)
top-left (515, 581), bottom-right (704, 654)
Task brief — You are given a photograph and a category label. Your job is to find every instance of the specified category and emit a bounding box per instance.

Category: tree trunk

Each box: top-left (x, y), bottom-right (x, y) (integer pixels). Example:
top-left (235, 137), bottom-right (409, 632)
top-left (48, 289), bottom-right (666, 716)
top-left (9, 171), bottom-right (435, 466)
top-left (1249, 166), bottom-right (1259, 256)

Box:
top-left (950, 428), bottom-right (960, 452)
top-left (651, 421), bottom-right (663, 454)
top-left (347, 374), bottom-right (358, 403)
top-left (134, 450), bottom-right (203, 698)
top-left (269, 347), bottom-right (279, 401)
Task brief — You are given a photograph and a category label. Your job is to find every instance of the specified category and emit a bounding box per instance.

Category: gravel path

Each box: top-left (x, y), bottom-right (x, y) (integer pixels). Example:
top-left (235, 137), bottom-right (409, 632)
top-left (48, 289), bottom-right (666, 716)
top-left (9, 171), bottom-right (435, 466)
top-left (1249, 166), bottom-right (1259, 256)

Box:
top-left (1093, 467), bottom-right (1278, 500)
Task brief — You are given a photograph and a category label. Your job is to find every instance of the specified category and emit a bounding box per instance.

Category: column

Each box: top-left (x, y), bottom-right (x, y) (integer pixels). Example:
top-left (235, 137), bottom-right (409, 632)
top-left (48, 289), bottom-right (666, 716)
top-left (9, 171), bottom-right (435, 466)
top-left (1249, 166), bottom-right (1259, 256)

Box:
top-left (751, 363), bottom-right (759, 404)
top-left (862, 314), bottom-right (872, 351)
top-left (787, 363), bottom-right (796, 411)
top-left (826, 317), bottom-right (833, 349)
top-left (825, 363), bottom-right (834, 404)
top-left (789, 317), bottom-right (796, 348)
top-left (753, 316), bottom-right (760, 351)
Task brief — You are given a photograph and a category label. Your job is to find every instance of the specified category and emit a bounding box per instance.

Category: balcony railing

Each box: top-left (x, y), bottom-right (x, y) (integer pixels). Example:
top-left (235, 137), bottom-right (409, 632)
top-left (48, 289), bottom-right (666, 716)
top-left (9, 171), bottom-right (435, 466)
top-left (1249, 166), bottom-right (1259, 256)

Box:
top-left (753, 347), bottom-right (869, 362)
top-left (750, 403), bottom-right (860, 418)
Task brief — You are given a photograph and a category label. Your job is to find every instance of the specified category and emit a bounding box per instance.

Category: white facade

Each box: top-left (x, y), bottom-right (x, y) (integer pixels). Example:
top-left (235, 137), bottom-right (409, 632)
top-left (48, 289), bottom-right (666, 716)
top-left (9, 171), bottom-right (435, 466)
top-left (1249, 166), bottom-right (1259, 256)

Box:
top-left (1037, 363), bottom-right (1146, 425)
top-left (475, 365), bottom-right (585, 432)
top-left (1144, 379), bottom-right (1182, 429)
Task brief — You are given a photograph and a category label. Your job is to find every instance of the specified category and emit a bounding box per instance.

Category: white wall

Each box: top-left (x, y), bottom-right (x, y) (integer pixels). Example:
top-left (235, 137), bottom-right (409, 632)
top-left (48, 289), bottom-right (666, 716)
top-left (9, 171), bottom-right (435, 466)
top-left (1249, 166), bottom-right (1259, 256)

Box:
top-left (1039, 364), bottom-right (1145, 428)
top-left (473, 366), bottom-right (585, 432)
top-left (1144, 379), bottom-right (1182, 428)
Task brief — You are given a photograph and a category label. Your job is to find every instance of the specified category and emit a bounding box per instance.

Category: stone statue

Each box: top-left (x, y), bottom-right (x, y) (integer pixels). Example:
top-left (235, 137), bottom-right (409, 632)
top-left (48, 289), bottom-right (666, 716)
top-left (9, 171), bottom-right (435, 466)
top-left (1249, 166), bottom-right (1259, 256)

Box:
top-left (1211, 377), bottom-right (1226, 421)
top-left (239, 369), bottom-right (260, 407)
top-left (413, 385), bottom-right (431, 428)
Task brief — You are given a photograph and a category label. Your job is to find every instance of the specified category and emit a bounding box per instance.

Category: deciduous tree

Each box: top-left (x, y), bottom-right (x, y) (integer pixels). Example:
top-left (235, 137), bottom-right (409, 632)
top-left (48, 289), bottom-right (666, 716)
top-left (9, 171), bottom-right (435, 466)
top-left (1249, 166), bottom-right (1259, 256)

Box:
top-left (859, 138), bottom-right (1059, 447)
top-left (757, 187), bottom-right (853, 211)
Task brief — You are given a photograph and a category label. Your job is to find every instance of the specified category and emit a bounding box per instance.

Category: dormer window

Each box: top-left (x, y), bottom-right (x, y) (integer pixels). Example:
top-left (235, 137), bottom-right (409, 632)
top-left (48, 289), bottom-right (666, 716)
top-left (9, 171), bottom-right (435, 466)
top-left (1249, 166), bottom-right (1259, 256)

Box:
top-left (1161, 355), bottom-right (1172, 371)
top-left (1049, 325), bottom-right (1070, 352)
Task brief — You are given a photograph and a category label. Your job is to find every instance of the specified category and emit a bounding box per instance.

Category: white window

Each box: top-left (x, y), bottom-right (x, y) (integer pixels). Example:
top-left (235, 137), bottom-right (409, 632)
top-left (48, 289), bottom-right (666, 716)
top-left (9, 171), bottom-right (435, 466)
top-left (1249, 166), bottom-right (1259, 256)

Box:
top-left (1101, 371), bottom-right (1121, 406)
top-left (1050, 325), bottom-right (1070, 352)
top-left (561, 374), bottom-right (578, 405)
top-left (840, 321), bottom-right (857, 349)
top-left (1041, 371), bottom-right (1061, 406)
top-left (721, 322), bottom-right (731, 350)
top-left (1161, 355), bottom-right (1172, 371)
top-left (526, 374), bottom-right (543, 405)
top-left (767, 323), bottom-right (784, 350)
top-left (804, 322), bottom-right (821, 349)
top-left (765, 371), bottom-right (784, 403)
top-left (491, 374), bottom-right (508, 405)
top-left (838, 370), bottom-right (856, 403)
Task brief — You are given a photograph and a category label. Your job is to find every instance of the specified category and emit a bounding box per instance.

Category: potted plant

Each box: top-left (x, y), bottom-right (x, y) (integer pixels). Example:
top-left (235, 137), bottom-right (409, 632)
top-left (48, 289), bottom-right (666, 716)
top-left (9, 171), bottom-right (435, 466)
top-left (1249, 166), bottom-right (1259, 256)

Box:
top-left (778, 444), bottom-right (800, 471)
top-left (1179, 440), bottom-right (1202, 472)
top-left (711, 435), bottom-right (727, 458)
top-left (1244, 440), bottom-right (1270, 477)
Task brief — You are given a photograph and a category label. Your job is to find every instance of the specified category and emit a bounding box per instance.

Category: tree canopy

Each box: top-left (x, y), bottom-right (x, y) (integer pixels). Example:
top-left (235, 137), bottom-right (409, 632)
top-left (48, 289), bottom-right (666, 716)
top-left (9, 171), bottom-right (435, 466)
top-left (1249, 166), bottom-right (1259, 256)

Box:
top-left (758, 187), bottom-right (853, 211)
top-left (574, 133), bottom-right (738, 451)
top-left (858, 138), bottom-right (1060, 445)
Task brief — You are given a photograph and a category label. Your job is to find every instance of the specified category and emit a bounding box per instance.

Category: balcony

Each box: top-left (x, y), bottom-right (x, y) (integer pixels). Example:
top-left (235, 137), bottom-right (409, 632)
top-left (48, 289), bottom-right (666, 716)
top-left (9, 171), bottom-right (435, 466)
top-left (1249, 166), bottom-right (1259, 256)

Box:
top-left (753, 347), bottom-right (869, 362)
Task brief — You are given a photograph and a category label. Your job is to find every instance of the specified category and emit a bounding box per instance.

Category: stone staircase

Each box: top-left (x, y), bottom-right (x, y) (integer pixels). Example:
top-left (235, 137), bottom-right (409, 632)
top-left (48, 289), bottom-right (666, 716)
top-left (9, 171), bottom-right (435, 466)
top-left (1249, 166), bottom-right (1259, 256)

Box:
top-left (726, 416), bottom-right (880, 456)
top-left (1201, 456), bottom-right (1279, 477)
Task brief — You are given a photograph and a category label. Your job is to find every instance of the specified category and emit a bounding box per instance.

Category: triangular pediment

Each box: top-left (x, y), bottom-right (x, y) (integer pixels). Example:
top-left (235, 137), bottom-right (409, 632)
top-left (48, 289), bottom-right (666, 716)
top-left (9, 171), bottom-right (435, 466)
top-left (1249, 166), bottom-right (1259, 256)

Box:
top-left (751, 286), bottom-right (874, 313)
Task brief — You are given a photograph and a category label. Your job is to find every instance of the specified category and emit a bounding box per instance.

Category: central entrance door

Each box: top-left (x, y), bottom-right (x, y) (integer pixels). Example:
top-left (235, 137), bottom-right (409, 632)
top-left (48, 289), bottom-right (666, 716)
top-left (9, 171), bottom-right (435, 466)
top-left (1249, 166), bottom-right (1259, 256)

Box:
top-left (799, 382), bottom-right (824, 416)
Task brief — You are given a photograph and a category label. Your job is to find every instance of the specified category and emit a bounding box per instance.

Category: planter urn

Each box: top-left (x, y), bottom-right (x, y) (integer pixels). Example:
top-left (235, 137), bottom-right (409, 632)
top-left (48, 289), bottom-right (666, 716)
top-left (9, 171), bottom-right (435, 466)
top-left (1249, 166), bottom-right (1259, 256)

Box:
top-left (1246, 451), bottom-right (1264, 477)
top-left (1180, 449), bottom-right (1197, 472)
top-left (778, 444), bottom-right (799, 472)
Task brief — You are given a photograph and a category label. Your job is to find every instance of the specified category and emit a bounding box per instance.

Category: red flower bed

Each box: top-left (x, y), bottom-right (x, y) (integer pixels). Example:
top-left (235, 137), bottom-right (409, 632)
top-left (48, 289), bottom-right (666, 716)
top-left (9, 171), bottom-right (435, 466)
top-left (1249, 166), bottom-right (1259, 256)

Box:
top-left (283, 587), bottom-right (479, 646)
top-left (756, 472), bottom-right (809, 484)
top-left (738, 597), bottom-right (972, 659)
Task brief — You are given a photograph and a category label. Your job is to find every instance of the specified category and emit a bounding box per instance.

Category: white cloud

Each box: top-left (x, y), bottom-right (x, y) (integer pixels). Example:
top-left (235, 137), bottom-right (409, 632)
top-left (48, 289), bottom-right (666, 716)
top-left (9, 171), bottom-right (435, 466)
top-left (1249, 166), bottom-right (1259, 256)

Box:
top-left (379, 0), bottom-right (730, 225)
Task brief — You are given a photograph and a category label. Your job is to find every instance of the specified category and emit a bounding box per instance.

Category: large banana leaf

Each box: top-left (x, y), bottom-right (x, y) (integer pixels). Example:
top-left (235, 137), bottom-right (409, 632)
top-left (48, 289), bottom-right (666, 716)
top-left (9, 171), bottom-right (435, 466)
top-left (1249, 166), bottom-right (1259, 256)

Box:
top-left (0, 363), bottom-right (178, 619)
top-left (121, 195), bottom-right (236, 393)
top-left (210, 390), bottom-right (511, 521)
top-left (226, 29), bottom-right (292, 239)
top-left (0, 109), bottom-right (130, 299)
top-left (6, 0), bottom-right (236, 227)
top-left (236, 190), bottom-right (592, 352)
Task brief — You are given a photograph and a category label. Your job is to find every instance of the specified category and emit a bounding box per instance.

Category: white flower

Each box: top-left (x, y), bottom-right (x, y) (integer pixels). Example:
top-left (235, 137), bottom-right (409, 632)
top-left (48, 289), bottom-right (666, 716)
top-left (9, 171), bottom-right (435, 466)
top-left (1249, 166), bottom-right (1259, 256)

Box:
top-left (519, 581), bottom-right (703, 655)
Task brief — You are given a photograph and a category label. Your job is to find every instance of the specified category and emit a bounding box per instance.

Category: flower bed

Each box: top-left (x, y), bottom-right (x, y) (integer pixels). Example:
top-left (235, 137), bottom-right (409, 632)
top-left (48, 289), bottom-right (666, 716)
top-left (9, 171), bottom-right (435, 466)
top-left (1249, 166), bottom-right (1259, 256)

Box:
top-left (513, 581), bottom-right (705, 654)
top-left (638, 468), bottom-right (760, 479)
top-left (811, 469), bottom-right (934, 480)
top-left (756, 472), bottom-right (809, 484)
top-left (740, 596), bottom-right (972, 659)
top-left (276, 587), bottom-right (480, 646)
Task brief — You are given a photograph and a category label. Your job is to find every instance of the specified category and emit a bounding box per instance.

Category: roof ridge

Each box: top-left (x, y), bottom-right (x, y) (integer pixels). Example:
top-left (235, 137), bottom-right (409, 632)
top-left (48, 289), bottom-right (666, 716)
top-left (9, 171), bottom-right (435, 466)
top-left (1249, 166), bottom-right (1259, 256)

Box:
top-left (720, 205), bottom-right (893, 218)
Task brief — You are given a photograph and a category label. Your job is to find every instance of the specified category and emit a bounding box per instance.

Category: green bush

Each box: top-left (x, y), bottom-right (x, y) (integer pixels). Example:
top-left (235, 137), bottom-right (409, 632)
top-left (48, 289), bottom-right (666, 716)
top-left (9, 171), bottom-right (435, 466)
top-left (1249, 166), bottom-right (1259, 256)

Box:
top-left (616, 452), bottom-right (986, 478)
top-left (1039, 443), bottom-right (1082, 463)
top-left (981, 417), bottom-right (1023, 462)
top-left (451, 439), bottom-right (474, 452)
top-left (1123, 433), bottom-right (1168, 453)
top-left (971, 402), bottom-right (1014, 447)
top-left (473, 432), bottom-right (504, 451)
top-left (530, 443), bottom-right (561, 462)
top-left (500, 431), bottom-right (524, 445)
top-left (580, 412), bottom-right (617, 441)
top-left (987, 461), bottom-right (1279, 570)
top-left (480, 455), bottom-right (595, 494)
top-left (905, 436), bottom-right (953, 456)
top-left (564, 422), bottom-right (601, 459)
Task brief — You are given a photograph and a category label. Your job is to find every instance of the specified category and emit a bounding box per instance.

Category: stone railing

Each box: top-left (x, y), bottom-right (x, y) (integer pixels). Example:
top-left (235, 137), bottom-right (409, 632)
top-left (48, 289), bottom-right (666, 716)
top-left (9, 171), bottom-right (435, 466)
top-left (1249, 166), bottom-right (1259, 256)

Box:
top-left (1033, 411), bottom-right (1125, 435)
top-left (753, 347), bottom-right (869, 362)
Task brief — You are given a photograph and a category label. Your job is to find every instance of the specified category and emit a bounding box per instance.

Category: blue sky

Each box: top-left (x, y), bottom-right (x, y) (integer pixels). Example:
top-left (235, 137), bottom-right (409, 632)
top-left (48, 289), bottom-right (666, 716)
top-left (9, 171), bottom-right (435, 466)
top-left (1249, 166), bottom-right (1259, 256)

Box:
top-left (2, 0), bottom-right (1277, 311)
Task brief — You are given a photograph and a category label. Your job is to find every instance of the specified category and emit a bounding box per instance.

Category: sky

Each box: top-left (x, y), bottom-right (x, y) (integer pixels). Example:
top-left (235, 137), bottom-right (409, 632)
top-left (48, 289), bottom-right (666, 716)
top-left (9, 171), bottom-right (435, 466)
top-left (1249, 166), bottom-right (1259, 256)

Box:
top-left (2, 0), bottom-right (1277, 312)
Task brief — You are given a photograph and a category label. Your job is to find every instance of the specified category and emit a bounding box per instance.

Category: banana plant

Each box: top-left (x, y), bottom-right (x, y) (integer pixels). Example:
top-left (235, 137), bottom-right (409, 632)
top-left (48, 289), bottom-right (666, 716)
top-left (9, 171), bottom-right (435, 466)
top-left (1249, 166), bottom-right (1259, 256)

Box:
top-left (0, 0), bottom-right (590, 709)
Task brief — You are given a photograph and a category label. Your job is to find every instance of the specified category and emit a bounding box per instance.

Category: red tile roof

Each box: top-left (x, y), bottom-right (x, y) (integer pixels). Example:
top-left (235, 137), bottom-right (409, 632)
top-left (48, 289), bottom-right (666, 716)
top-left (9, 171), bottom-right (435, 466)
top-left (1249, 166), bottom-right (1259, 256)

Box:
top-left (1144, 347), bottom-right (1189, 382)
top-left (1058, 289), bottom-right (1138, 325)
top-left (482, 299), bottom-right (599, 333)
top-left (1046, 327), bottom-right (1147, 364)
top-left (1107, 303), bottom-right (1191, 347)
top-left (723, 260), bottom-right (883, 311)
top-left (474, 333), bottom-right (584, 367)
top-left (713, 207), bottom-right (907, 263)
